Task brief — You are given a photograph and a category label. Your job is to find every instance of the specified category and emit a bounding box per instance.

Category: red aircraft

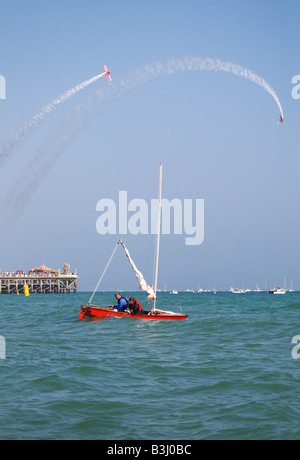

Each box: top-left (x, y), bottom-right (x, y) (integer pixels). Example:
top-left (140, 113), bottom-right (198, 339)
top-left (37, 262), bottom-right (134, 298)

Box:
top-left (278, 115), bottom-right (284, 125)
top-left (99, 65), bottom-right (112, 81)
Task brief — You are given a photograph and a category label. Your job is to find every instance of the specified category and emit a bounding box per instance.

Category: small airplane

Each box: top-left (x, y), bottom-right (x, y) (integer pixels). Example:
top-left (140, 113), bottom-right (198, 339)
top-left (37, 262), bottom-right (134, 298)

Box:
top-left (278, 114), bottom-right (284, 125)
top-left (99, 65), bottom-right (112, 81)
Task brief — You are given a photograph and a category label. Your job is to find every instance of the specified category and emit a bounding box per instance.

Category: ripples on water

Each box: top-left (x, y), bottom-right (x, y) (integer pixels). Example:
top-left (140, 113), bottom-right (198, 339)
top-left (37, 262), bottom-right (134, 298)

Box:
top-left (1, 292), bottom-right (300, 439)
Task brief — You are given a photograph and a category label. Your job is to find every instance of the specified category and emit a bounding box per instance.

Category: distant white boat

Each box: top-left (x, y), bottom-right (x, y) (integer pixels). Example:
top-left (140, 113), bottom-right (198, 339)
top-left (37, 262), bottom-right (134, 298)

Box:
top-left (170, 290), bottom-right (178, 295)
top-left (230, 288), bottom-right (247, 294)
top-left (269, 288), bottom-right (286, 295)
top-left (253, 284), bottom-right (262, 292)
top-left (274, 289), bottom-right (286, 295)
top-left (289, 282), bottom-right (295, 292)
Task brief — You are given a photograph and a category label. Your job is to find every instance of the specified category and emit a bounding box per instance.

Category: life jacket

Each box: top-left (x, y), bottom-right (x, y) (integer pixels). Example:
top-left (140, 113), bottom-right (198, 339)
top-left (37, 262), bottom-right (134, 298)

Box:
top-left (115, 296), bottom-right (130, 311)
top-left (132, 300), bottom-right (143, 314)
top-left (118, 296), bottom-right (129, 306)
top-left (118, 297), bottom-right (129, 311)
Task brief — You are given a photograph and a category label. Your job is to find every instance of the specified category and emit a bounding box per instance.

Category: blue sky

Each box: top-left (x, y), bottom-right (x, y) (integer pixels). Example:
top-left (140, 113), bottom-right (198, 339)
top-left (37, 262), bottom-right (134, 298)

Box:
top-left (0, 0), bottom-right (299, 291)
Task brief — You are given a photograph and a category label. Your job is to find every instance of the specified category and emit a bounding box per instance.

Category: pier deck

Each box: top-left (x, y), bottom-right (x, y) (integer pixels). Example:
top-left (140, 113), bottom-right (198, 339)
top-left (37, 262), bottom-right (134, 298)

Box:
top-left (0, 273), bottom-right (78, 294)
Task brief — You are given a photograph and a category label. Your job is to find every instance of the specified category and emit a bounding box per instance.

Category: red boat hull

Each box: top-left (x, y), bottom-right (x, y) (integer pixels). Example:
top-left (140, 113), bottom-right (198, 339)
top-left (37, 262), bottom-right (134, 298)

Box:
top-left (79, 305), bottom-right (188, 321)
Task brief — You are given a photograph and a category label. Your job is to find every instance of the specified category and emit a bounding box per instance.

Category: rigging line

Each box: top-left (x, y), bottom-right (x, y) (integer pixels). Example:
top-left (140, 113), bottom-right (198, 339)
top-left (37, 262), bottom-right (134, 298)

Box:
top-left (138, 163), bottom-right (161, 287)
top-left (119, 163), bottom-right (162, 243)
top-left (88, 167), bottom-right (160, 306)
top-left (153, 163), bottom-right (163, 311)
top-left (141, 164), bottom-right (161, 200)
top-left (87, 241), bottom-right (120, 305)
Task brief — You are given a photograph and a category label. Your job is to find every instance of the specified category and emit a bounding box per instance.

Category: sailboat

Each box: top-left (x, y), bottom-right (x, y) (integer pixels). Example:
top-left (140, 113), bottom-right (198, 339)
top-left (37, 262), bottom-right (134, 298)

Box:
top-left (79, 163), bottom-right (188, 321)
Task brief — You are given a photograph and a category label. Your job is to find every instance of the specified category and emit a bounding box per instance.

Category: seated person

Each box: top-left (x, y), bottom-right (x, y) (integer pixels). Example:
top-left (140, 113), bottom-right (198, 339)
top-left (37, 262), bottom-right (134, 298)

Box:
top-left (110, 292), bottom-right (129, 312)
top-left (129, 296), bottom-right (143, 315)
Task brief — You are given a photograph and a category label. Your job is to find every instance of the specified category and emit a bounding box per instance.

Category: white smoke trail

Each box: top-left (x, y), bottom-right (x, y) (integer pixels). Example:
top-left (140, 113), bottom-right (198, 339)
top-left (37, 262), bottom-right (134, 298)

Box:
top-left (0, 73), bottom-right (102, 166)
top-left (0, 56), bottom-right (284, 231)
top-left (144, 57), bottom-right (284, 119)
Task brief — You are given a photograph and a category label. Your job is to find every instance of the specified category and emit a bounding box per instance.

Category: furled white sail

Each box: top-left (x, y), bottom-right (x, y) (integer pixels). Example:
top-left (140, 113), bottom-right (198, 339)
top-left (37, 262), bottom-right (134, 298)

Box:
top-left (120, 241), bottom-right (156, 299)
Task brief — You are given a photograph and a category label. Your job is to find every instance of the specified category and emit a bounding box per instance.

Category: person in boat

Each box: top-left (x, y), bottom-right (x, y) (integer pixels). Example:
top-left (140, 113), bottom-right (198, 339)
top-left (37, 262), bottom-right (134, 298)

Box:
top-left (110, 293), bottom-right (130, 312)
top-left (129, 296), bottom-right (144, 315)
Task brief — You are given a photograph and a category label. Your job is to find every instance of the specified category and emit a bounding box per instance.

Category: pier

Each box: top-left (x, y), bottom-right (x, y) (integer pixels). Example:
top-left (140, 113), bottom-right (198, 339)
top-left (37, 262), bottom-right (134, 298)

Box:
top-left (0, 263), bottom-right (78, 294)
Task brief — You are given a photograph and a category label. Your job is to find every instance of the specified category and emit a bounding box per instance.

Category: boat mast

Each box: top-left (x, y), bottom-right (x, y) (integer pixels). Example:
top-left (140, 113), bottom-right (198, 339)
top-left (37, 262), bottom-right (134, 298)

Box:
top-left (153, 163), bottom-right (163, 311)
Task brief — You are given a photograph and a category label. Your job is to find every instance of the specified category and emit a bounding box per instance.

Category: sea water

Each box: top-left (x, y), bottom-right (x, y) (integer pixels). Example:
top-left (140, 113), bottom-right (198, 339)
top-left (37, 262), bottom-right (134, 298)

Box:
top-left (0, 291), bottom-right (300, 440)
